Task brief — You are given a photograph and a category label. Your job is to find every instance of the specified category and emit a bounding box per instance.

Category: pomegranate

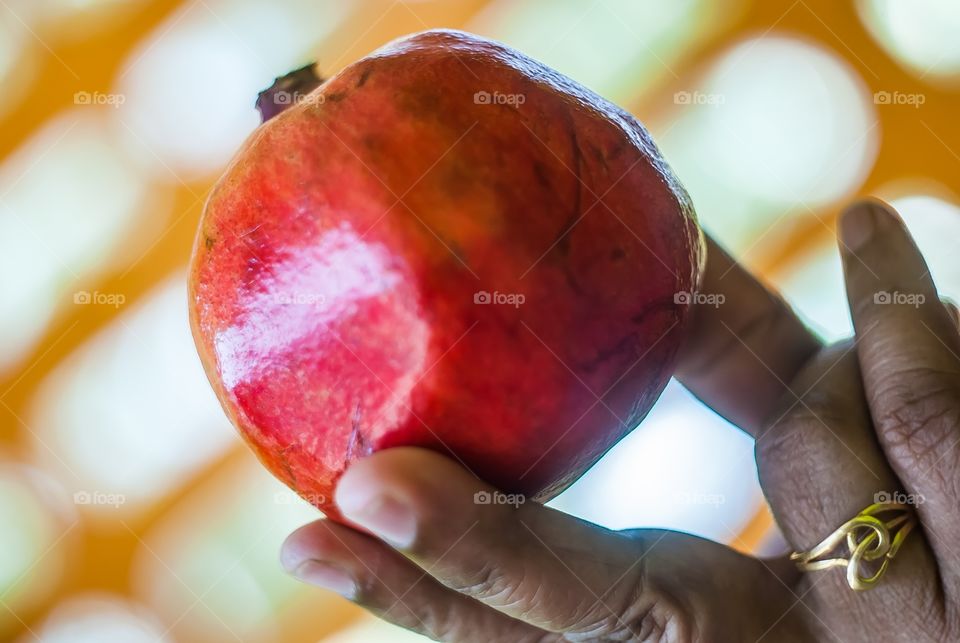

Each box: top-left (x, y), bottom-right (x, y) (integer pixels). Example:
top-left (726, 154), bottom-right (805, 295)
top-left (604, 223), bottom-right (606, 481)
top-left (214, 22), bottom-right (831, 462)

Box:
top-left (189, 29), bottom-right (703, 519)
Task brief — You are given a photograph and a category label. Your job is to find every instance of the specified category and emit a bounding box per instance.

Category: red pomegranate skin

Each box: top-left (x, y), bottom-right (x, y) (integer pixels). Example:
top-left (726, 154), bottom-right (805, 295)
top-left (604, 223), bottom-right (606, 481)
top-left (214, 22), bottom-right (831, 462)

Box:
top-left (189, 29), bottom-right (703, 519)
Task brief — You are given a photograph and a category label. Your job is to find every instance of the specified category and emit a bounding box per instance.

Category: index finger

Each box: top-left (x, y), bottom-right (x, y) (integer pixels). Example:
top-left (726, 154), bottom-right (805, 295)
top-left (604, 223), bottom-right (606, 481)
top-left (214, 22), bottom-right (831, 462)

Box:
top-left (675, 236), bottom-right (822, 435)
top-left (838, 199), bottom-right (960, 574)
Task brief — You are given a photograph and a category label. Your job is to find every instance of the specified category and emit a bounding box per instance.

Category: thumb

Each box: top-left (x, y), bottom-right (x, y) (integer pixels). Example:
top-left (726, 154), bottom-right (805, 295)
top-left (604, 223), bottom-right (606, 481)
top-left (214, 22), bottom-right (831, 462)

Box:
top-left (284, 448), bottom-right (804, 640)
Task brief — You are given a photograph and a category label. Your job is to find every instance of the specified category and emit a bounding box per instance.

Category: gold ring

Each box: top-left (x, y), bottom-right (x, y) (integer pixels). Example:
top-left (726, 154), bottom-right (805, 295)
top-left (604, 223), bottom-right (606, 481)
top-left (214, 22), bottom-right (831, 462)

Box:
top-left (790, 501), bottom-right (917, 591)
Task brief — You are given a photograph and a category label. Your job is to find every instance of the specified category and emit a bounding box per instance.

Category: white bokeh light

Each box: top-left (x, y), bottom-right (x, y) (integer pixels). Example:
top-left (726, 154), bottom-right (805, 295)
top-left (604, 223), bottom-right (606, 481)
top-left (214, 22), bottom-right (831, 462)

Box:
top-left (114, 0), bottom-right (354, 180)
top-left (893, 194), bottom-right (960, 302)
top-left (470, 0), bottom-right (716, 103)
top-left (30, 274), bottom-right (236, 510)
top-left (774, 242), bottom-right (851, 342)
top-left (859, 0), bottom-right (960, 81)
top-left (23, 594), bottom-right (170, 643)
top-left (548, 380), bottom-right (761, 542)
top-left (327, 616), bottom-right (429, 643)
top-left (0, 463), bottom-right (70, 615)
top-left (132, 459), bottom-right (325, 641)
top-left (0, 10), bottom-right (35, 119)
top-left (657, 36), bottom-right (878, 254)
top-left (0, 109), bottom-right (158, 372)
top-left (773, 192), bottom-right (960, 344)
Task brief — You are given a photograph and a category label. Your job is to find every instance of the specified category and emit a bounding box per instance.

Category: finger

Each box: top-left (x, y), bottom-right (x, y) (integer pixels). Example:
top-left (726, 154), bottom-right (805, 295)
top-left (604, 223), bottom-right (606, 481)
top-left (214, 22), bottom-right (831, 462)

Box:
top-left (757, 342), bottom-right (941, 639)
top-left (332, 447), bottom-right (798, 640)
top-left (334, 447), bottom-right (660, 636)
top-left (281, 519), bottom-right (552, 642)
top-left (838, 199), bottom-right (960, 570)
top-left (676, 236), bottom-right (822, 435)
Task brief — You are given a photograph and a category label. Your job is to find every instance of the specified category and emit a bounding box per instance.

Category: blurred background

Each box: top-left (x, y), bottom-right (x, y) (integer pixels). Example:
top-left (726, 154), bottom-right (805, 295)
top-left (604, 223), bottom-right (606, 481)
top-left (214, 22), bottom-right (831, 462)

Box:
top-left (0, 0), bottom-right (958, 640)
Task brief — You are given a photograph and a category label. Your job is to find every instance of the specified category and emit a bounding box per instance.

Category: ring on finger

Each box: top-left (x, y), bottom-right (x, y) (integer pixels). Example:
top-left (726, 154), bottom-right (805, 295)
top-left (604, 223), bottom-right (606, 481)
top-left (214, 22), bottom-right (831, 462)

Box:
top-left (790, 500), bottom-right (917, 591)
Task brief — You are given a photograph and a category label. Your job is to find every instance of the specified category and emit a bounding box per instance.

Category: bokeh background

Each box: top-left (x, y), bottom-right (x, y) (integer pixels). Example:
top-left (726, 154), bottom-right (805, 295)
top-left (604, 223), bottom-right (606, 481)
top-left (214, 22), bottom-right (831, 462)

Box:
top-left (1, 0), bottom-right (958, 640)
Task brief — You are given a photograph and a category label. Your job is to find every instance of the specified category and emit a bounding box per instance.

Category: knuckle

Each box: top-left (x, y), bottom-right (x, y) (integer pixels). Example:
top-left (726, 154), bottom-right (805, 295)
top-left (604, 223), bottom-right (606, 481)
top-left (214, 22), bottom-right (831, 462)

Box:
top-left (377, 589), bottom-right (479, 643)
top-left (424, 604), bottom-right (467, 642)
top-left (409, 600), bottom-right (464, 642)
top-left (565, 551), bottom-right (697, 642)
top-left (756, 415), bottom-right (806, 471)
top-left (443, 555), bottom-right (518, 605)
top-left (572, 601), bottom-right (694, 642)
top-left (757, 390), bottom-right (847, 473)
top-left (755, 385), bottom-right (856, 517)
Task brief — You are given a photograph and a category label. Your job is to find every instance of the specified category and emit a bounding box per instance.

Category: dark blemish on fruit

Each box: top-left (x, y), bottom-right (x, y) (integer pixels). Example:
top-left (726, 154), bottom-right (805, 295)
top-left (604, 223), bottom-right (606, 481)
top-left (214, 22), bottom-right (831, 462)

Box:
top-left (532, 161), bottom-right (551, 188)
top-left (327, 91), bottom-right (347, 103)
top-left (563, 268), bottom-right (585, 296)
top-left (553, 124), bottom-right (583, 258)
top-left (400, 86), bottom-right (441, 116)
top-left (553, 211), bottom-right (579, 257)
top-left (446, 240), bottom-right (469, 267)
top-left (607, 139), bottom-right (627, 160)
top-left (569, 124), bottom-right (584, 226)
top-left (610, 247), bottom-right (625, 261)
top-left (204, 234), bottom-right (215, 250)
top-left (578, 334), bottom-right (635, 373)
top-left (589, 142), bottom-right (610, 172)
top-left (436, 160), bottom-right (475, 203)
top-left (356, 67), bottom-right (373, 88)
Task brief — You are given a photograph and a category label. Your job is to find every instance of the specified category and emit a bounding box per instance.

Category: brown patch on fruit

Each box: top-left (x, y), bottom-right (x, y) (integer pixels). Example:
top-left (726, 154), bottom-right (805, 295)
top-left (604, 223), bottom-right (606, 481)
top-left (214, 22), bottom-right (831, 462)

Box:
top-left (532, 161), bottom-right (551, 188)
top-left (398, 85), bottom-right (442, 117)
top-left (356, 66), bottom-right (373, 88)
top-left (552, 123), bottom-right (584, 259)
top-left (588, 142), bottom-right (609, 172)
top-left (553, 211), bottom-right (579, 258)
top-left (576, 334), bottom-right (640, 376)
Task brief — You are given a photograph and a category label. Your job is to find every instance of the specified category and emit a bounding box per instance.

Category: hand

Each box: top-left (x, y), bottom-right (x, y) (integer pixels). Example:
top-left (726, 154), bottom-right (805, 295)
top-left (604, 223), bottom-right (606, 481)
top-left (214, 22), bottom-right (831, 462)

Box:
top-left (280, 200), bottom-right (960, 641)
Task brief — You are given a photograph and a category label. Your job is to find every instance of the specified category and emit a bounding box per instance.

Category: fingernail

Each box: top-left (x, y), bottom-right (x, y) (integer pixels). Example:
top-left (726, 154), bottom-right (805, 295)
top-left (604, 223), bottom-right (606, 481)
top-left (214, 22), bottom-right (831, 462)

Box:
top-left (336, 479), bottom-right (416, 548)
top-left (839, 202), bottom-right (875, 251)
top-left (288, 560), bottom-right (356, 598)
